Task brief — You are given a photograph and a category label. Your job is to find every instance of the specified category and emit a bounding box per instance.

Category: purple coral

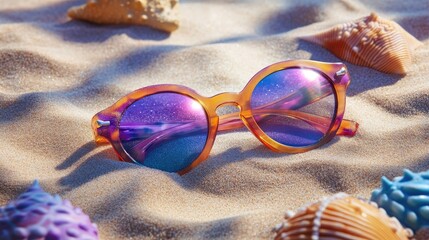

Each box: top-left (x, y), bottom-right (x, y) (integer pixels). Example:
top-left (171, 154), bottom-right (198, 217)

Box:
top-left (0, 180), bottom-right (98, 240)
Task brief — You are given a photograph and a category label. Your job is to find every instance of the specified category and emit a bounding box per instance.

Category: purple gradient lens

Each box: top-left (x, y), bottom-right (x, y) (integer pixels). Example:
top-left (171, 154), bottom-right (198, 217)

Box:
top-left (250, 68), bottom-right (336, 147)
top-left (119, 93), bottom-right (208, 172)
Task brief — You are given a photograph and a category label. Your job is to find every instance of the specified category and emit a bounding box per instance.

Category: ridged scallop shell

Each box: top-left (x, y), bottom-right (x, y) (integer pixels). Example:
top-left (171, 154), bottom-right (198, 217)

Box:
top-left (371, 169), bottom-right (429, 239)
top-left (274, 193), bottom-right (413, 240)
top-left (301, 13), bottom-right (422, 74)
top-left (68, 0), bottom-right (179, 32)
top-left (0, 180), bottom-right (98, 240)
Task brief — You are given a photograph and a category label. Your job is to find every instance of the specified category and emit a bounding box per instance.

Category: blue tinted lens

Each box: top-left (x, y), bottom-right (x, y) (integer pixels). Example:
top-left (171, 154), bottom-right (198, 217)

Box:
top-left (250, 68), bottom-right (336, 147)
top-left (119, 93), bottom-right (209, 172)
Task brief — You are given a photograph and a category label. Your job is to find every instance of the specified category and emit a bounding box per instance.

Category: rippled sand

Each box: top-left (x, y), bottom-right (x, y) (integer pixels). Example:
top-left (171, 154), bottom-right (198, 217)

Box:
top-left (0, 0), bottom-right (428, 239)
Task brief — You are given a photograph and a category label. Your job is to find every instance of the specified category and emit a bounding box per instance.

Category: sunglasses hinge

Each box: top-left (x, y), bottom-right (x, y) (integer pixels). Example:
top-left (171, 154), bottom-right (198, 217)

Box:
top-left (334, 67), bottom-right (347, 82)
top-left (96, 120), bottom-right (111, 128)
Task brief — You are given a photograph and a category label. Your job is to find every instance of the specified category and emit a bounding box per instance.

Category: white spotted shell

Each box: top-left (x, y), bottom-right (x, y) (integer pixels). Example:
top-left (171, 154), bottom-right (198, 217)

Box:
top-left (301, 13), bottom-right (422, 74)
top-left (273, 193), bottom-right (413, 240)
top-left (68, 0), bottom-right (179, 32)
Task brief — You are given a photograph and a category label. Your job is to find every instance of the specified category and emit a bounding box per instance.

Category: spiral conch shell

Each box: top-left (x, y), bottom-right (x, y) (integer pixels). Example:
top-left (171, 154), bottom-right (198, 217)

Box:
top-left (273, 193), bottom-right (413, 240)
top-left (301, 13), bottom-right (422, 74)
top-left (68, 0), bottom-right (179, 32)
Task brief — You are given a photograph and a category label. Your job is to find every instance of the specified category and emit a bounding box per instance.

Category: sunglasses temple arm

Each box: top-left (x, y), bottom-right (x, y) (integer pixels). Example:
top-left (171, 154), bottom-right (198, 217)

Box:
top-left (337, 118), bottom-right (359, 136)
top-left (218, 111), bottom-right (358, 137)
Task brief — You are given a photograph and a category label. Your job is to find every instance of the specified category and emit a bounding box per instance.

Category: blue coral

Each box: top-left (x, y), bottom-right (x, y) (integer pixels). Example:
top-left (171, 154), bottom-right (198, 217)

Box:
top-left (371, 169), bottom-right (429, 232)
top-left (0, 180), bottom-right (98, 240)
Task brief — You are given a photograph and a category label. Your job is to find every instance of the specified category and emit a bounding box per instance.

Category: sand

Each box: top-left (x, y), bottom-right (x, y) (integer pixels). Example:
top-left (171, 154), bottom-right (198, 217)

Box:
top-left (0, 0), bottom-right (428, 239)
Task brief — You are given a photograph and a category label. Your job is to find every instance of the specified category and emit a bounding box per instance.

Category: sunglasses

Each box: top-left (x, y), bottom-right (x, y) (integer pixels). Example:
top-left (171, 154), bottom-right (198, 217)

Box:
top-left (92, 60), bottom-right (358, 174)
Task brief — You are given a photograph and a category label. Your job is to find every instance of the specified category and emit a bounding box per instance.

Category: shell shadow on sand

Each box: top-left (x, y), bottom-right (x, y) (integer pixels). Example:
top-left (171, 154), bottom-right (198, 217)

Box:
top-left (397, 14), bottom-right (429, 41)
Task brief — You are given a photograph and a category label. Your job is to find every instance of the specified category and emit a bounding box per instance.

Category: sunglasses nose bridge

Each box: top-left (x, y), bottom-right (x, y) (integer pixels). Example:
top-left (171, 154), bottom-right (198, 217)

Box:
top-left (209, 92), bottom-right (242, 109)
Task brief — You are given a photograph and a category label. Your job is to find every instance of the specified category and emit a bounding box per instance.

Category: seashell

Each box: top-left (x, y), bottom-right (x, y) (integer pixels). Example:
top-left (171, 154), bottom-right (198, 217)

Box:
top-left (274, 193), bottom-right (413, 240)
top-left (301, 13), bottom-right (422, 74)
top-left (0, 180), bottom-right (98, 240)
top-left (371, 169), bottom-right (429, 238)
top-left (68, 0), bottom-right (179, 32)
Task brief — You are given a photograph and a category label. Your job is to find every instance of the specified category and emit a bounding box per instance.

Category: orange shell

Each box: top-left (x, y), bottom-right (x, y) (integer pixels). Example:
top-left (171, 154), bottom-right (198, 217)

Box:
top-left (301, 13), bottom-right (422, 74)
top-left (274, 193), bottom-right (413, 240)
top-left (67, 0), bottom-right (179, 32)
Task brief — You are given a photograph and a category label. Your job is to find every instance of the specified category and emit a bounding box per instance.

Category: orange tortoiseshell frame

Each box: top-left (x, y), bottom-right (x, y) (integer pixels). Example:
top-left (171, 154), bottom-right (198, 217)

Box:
top-left (92, 60), bottom-right (359, 174)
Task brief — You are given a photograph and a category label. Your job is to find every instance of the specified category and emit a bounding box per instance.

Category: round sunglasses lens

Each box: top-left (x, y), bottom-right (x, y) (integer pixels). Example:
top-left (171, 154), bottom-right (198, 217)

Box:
top-left (250, 68), bottom-right (336, 147)
top-left (119, 93), bottom-right (208, 172)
